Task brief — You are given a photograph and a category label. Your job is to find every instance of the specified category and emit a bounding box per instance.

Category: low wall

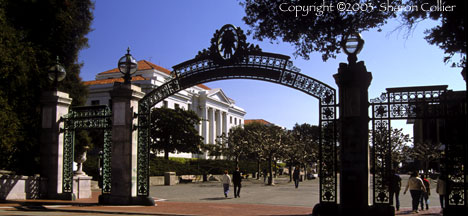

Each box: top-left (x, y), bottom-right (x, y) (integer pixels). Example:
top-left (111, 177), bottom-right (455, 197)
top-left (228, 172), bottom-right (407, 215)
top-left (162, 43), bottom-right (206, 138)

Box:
top-left (149, 174), bottom-right (227, 186)
top-left (0, 175), bottom-right (41, 200)
top-left (150, 176), bottom-right (166, 186)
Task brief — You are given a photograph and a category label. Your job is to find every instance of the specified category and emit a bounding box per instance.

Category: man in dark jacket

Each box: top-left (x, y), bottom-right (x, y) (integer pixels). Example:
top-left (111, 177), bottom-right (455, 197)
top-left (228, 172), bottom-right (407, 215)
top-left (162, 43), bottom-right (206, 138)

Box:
top-left (233, 167), bottom-right (242, 198)
top-left (293, 166), bottom-right (300, 188)
top-left (390, 169), bottom-right (402, 211)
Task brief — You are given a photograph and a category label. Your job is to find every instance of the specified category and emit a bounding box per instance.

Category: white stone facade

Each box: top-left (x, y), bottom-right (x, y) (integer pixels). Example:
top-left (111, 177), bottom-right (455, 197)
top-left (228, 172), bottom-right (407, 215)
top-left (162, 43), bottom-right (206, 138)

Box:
top-left (84, 60), bottom-right (246, 159)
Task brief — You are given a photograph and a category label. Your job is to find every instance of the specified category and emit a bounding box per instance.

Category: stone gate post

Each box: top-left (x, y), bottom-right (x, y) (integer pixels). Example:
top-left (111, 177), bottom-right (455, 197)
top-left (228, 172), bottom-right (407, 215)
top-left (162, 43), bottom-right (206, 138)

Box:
top-left (40, 90), bottom-right (72, 199)
top-left (99, 83), bottom-right (154, 205)
top-left (334, 60), bottom-right (373, 215)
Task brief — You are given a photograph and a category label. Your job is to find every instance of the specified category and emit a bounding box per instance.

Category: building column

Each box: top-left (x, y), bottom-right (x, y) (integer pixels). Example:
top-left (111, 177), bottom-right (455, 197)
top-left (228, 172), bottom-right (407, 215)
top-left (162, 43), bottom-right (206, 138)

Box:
top-left (216, 110), bottom-right (221, 137)
top-left (222, 112), bottom-right (227, 135)
top-left (40, 91), bottom-right (72, 199)
top-left (99, 83), bottom-right (153, 205)
top-left (198, 105), bottom-right (206, 144)
top-left (209, 108), bottom-right (215, 144)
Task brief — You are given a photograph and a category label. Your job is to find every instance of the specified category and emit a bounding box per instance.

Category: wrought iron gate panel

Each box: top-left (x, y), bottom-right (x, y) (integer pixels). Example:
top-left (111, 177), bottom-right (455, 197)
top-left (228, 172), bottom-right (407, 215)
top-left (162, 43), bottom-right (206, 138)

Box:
top-left (370, 85), bottom-right (467, 208)
top-left (102, 128), bottom-right (112, 194)
top-left (62, 125), bottom-right (75, 193)
top-left (62, 105), bottom-right (112, 196)
top-left (136, 24), bottom-right (338, 202)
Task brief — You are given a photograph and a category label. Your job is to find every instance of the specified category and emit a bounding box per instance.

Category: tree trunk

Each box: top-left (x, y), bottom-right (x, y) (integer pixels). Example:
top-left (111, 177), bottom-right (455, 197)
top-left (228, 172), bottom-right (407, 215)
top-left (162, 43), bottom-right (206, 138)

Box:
top-left (235, 156), bottom-right (239, 168)
top-left (289, 163), bottom-right (293, 182)
top-left (268, 155), bottom-right (274, 185)
top-left (256, 159), bottom-right (260, 180)
top-left (304, 163), bottom-right (307, 181)
top-left (274, 160), bottom-right (277, 178)
top-left (164, 149), bottom-right (169, 160)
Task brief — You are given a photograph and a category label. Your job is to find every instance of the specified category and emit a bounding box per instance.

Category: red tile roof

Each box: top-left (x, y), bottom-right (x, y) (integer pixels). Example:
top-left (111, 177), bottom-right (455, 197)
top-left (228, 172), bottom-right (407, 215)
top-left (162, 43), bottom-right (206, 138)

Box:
top-left (83, 75), bottom-right (148, 86)
top-left (87, 60), bottom-right (211, 90)
top-left (244, 119), bottom-right (272, 125)
top-left (99, 60), bottom-right (171, 75)
top-left (197, 84), bottom-right (211, 90)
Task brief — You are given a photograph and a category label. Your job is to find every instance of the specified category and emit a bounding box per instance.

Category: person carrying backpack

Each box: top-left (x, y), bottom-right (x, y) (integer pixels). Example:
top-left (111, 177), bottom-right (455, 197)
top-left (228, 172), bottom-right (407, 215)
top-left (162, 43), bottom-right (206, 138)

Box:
top-left (420, 174), bottom-right (431, 210)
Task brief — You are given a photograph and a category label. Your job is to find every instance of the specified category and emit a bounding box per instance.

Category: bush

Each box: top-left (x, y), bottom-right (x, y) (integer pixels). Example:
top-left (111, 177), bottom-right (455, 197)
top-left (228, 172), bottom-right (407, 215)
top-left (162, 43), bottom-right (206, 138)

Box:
top-left (149, 157), bottom-right (258, 176)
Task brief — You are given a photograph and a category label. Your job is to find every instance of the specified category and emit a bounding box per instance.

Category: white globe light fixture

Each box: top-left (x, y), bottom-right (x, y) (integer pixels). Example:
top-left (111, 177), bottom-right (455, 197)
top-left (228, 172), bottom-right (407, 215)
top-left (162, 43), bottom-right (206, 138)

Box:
top-left (48, 56), bottom-right (66, 90)
top-left (118, 47), bottom-right (138, 84)
top-left (341, 32), bottom-right (364, 64)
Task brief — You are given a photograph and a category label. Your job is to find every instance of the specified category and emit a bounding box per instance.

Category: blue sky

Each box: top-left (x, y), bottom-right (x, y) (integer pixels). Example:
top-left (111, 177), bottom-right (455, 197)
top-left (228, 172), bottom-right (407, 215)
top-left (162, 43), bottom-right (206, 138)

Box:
top-left (78, 0), bottom-right (465, 130)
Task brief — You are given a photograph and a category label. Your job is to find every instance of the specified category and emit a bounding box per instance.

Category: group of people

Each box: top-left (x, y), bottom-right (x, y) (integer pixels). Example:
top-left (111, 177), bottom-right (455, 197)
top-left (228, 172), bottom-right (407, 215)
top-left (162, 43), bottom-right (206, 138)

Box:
top-left (222, 165), bottom-right (304, 199)
top-left (390, 171), bottom-right (446, 214)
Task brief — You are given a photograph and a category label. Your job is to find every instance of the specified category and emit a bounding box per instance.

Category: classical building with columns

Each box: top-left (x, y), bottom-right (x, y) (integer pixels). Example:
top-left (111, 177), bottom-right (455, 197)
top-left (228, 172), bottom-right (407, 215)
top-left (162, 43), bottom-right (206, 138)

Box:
top-left (83, 60), bottom-right (246, 159)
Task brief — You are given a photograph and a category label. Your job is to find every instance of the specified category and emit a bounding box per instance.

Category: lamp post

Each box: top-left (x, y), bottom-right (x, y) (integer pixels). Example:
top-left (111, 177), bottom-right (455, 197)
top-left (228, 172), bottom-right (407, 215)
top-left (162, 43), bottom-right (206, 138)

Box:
top-left (48, 56), bottom-right (66, 90)
top-left (341, 32), bottom-right (364, 65)
top-left (332, 32), bottom-right (373, 215)
top-left (118, 47), bottom-right (138, 84)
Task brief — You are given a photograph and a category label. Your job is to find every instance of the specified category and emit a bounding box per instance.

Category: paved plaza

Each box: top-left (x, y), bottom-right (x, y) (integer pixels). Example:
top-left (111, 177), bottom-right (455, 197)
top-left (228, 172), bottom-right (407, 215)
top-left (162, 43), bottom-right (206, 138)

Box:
top-left (0, 175), bottom-right (443, 215)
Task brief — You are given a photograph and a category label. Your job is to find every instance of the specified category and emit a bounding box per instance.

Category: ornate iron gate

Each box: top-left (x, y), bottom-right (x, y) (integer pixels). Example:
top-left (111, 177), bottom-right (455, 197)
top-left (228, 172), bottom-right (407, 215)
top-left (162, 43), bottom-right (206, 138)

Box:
top-left (370, 85), bottom-right (466, 208)
top-left (135, 24), bottom-right (338, 205)
top-left (61, 105), bottom-right (112, 196)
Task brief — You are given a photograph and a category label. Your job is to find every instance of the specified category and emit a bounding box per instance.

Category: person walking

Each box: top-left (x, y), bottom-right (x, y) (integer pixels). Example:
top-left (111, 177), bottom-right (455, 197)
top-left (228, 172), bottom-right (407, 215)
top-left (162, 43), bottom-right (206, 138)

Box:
top-left (222, 170), bottom-right (231, 198)
top-left (233, 167), bottom-right (242, 198)
top-left (293, 166), bottom-right (300, 189)
top-left (436, 173), bottom-right (446, 213)
top-left (390, 170), bottom-right (402, 211)
top-left (404, 172), bottom-right (427, 213)
top-left (420, 174), bottom-right (431, 210)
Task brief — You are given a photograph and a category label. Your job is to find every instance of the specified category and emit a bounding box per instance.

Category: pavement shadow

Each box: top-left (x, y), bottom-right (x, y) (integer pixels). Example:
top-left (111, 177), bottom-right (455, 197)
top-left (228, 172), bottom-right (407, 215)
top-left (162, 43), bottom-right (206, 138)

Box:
top-left (200, 197), bottom-right (233, 201)
top-left (11, 207), bottom-right (181, 215)
top-left (0, 200), bottom-right (97, 207)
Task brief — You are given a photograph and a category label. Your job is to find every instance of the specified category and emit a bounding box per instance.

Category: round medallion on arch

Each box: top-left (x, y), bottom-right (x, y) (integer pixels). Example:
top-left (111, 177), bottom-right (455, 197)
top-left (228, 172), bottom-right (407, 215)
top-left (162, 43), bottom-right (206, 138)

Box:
top-left (216, 24), bottom-right (239, 61)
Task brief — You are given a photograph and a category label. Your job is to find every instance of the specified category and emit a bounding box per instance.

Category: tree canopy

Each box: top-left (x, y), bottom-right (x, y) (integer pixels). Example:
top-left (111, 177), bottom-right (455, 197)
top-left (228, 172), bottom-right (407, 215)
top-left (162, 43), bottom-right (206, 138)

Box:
top-left (0, 0), bottom-right (93, 173)
top-left (241, 0), bottom-right (465, 67)
top-left (150, 107), bottom-right (203, 160)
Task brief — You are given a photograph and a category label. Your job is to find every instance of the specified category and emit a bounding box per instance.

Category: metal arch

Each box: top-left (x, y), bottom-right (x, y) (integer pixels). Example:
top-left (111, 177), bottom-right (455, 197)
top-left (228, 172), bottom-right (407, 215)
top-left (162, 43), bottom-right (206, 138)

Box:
top-left (62, 105), bottom-right (112, 196)
top-left (136, 24), bottom-right (338, 204)
top-left (369, 85), bottom-right (466, 208)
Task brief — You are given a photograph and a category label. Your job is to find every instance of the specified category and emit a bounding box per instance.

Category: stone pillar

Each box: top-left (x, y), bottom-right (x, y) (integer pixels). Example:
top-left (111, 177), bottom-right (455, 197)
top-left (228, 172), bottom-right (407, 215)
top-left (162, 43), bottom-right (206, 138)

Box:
top-left (40, 91), bottom-right (72, 199)
top-left (333, 60), bottom-right (373, 215)
top-left (99, 83), bottom-right (153, 205)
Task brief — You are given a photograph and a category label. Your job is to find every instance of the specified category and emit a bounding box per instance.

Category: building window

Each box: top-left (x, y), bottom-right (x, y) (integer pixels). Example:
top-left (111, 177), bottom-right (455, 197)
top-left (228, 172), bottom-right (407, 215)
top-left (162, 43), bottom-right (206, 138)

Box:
top-left (230, 116), bottom-right (232, 124)
top-left (91, 100), bottom-right (100, 105)
top-left (174, 103), bottom-right (180, 109)
top-left (163, 101), bottom-right (168, 108)
top-left (188, 104), bottom-right (191, 110)
top-left (235, 118), bottom-right (237, 125)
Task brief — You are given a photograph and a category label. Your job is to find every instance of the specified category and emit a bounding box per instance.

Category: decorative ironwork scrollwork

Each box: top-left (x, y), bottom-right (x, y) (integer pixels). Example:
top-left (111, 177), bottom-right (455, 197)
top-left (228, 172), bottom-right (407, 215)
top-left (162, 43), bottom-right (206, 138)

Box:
top-left (369, 85), bottom-right (466, 209)
top-left (137, 24), bottom-right (338, 203)
top-left (61, 105), bottom-right (112, 195)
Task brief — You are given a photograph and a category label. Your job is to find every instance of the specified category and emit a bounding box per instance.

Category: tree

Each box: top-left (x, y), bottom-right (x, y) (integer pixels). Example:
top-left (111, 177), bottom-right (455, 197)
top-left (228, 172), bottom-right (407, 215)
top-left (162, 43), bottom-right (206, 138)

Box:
top-left (290, 123), bottom-right (320, 180)
top-left (0, 0), bottom-right (93, 173)
top-left (245, 122), bottom-right (286, 185)
top-left (150, 107), bottom-right (203, 160)
top-left (241, 0), bottom-right (465, 67)
top-left (411, 141), bottom-right (443, 174)
top-left (370, 127), bottom-right (412, 170)
top-left (279, 130), bottom-right (298, 182)
top-left (222, 126), bottom-right (251, 167)
top-left (203, 126), bottom-right (252, 167)
top-left (243, 122), bottom-right (266, 179)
